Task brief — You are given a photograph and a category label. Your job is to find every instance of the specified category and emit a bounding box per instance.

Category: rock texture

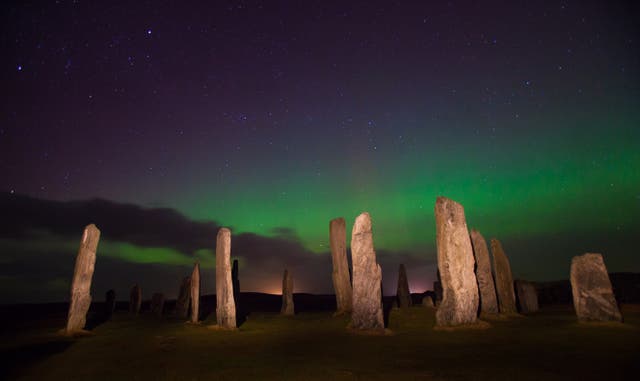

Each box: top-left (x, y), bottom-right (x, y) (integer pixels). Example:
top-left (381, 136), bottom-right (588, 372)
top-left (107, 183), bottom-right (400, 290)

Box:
top-left (434, 197), bottom-right (479, 327)
top-left (491, 238), bottom-right (517, 315)
top-left (65, 224), bottom-right (100, 333)
top-left (216, 228), bottom-right (236, 328)
top-left (470, 229), bottom-right (499, 315)
top-left (129, 284), bottom-right (142, 314)
top-left (396, 264), bottom-right (412, 308)
top-left (104, 289), bottom-right (116, 319)
top-left (350, 212), bottom-right (384, 331)
top-left (330, 217), bottom-right (353, 314)
top-left (422, 295), bottom-right (435, 308)
top-left (281, 269), bottom-right (295, 315)
top-left (570, 253), bottom-right (622, 322)
top-left (190, 262), bottom-right (200, 323)
top-left (151, 293), bottom-right (165, 316)
top-left (175, 276), bottom-right (191, 318)
top-left (515, 280), bottom-right (539, 314)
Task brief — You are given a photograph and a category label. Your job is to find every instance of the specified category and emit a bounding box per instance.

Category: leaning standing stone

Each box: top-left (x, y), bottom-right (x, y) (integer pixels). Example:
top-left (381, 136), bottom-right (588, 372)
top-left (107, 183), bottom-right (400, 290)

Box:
top-left (281, 269), bottom-right (295, 315)
top-left (190, 262), bottom-right (200, 323)
top-left (151, 293), bottom-right (165, 316)
top-left (434, 197), bottom-right (479, 327)
top-left (470, 229), bottom-right (499, 315)
top-left (129, 284), bottom-right (142, 315)
top-left (330, 217), bottom-right (353, 314)
top-left (175, 276), bottom-right (191, 318)
top-left (350, 212), bottom-right (384, 331)
top-left (491, 238), bottom-right (517, 315)
top-left (104, 289), bottom-right (116, 320)
top-left (216, 228), bottom-right (236, 328)
top-left (396, 264), bottom-right (412, 308)
top-left (570, 253), bottom-right (622, 322)
top-left (65, 224), bottom-right (100, 334)
top-left (514, 280), bottom-right (539, 313)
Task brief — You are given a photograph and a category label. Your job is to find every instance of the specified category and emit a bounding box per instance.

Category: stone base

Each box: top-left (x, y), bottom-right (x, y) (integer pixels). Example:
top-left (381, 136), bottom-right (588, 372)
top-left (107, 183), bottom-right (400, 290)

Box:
top-left (346, 327), bottom-right (393, 336)
top-left (434, 320), bottom-right (491, 331)
top-left (206, 324), bottom-right (238, 331)
top-left (576, 320), bottom-right (626, 328)
top-left (58, 328), bottom-right (93, 337)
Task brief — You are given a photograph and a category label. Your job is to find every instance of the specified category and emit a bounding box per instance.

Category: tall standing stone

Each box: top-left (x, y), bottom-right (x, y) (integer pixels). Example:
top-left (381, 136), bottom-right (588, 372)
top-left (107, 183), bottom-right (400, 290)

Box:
top-left (434, 197), bottom-right (479, 327)
top-left (330, 217), bottom-right (353, 314)
top-left (129, 284), bottom-right (142, 315)
top-left (175, 276), bottom-right (191, 318)
top-left (350, 212), bottom-right (384, 331)
top-left (491, 238), bottom-right (517, 315)
top-left (216, 228), bottom-right (236, 328)
top-left (570, 253), bottom-right (622, 322)
top-left (470, 229), bottom-right (499, 315)
top-left (281, 269), bottom-right (295, 315)
top-left (151, 293), bottom-right (165, 316)
top-left (65, 224), bottom-right (100, 333)
top-left (396, 264), bottom-right (412, 308)
top-left (104, 289), bottom-right (116, 319)
top-left (190, 262), bottom-right (200, 323)
top-left (515, 280), bottom-right (539, 314)
top-left (232, 259), bottom-right (240, 310)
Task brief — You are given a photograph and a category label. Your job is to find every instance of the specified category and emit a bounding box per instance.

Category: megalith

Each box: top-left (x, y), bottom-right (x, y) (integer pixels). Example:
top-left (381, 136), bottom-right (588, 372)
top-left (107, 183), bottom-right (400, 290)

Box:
top-left (350, 212), bottom-right (384, 331)
top-left (491, 238), bottom-right (517, 315)
top-left (216, 228), bottom-right (236, 328)
top-left (330, 217), bottom-right (353, 314)
top-left (190, 262), bottom-right (200, 323)
top-left (232, 259), bottom-right (240, 310)
top-left (470, 229), bottom-right (499, 315)
top-left (175, 276), bottom-right (191, 318)
top-left (129, 284), bottom-right (142, 315)
top-left (396, 264), bottom-right (412, 308)
top-left (65, 224), bottom-right (100, 334)
top-left (570, 253), bottom-right (622, 322)
top-left (281, 269), bottom-right (295, 315)
top-left (515, 280), bottom-right (539, 314)
top-left (434, 197), bottom-right (479, 327)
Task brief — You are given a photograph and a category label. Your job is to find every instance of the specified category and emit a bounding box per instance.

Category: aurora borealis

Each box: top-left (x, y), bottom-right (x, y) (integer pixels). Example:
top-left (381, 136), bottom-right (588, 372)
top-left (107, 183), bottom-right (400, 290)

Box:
top-left (1, 1), bottom-right (638, 302)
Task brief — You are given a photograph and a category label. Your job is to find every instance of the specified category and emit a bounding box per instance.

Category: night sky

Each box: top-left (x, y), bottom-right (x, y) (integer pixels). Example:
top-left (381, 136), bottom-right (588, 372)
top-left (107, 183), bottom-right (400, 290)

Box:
top-left (1, 1), bottom-right (638, 303)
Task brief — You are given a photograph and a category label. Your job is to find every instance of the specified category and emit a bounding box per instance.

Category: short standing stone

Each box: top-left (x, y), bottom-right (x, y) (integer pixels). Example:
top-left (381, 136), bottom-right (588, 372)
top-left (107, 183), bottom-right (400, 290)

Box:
top-left (105, 289), bottom-right (116, 319)
top-left (396, 264), bottom-right (412, 308)
top-left (422, 295), bottom-right (435, 308)
top-left (151, 293), bottom-right (165, 316)
top-left (129, 284), bottom-right (142, 314)
top-left (515, 280), bottom-right (539, 313)
top-left (491, 238), bottom-right (517, 315)
top-left (190, 262), bottom-right (200, 323)
top-left (570, 253), bottom-right (622, 322)
top-left (470, 229), bottom-right (499, 315)
top-left (281, 269), bottom-right (295, 315)
top-left (350, 212), bottom-right (384, 331)
top-left (330, 217), bottom-right (353, 314)
top-left (434, 197), bottom-right (479, 326)
top-left (216, 228), bottom-right (236, 328)
top-left (65, 224), bottom-right (100, 333)
top-left (175, 276), bottom-right (191, 318)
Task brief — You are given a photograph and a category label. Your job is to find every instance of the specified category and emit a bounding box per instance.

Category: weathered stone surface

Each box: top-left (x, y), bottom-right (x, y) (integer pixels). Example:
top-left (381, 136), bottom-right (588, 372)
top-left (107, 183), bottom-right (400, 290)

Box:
top-left (350, 212), bottom-right (384, 331)
top-left (190, 262), bottom-right (200, 323)
top-left (515, 280), bottom-right (539, 314)
top-left (330, 217), bottom-right (353, 314)
top-left (65, 224), bottom-right (100, 333)
top-left (151, 293), bottom-right (165, 316)
top-left (396, 264), bottom-right (412, 308)
top-left (129, 284), bottom-right (142, 314)
top-left (434, 197), bottom-right (479, 326)
top-left (422, 295), bottom-right (435, 308)
top-left (232, 259), bottom-right (240, 310)
top-left (470, 229), bottom-right (499, 315)
top-left (491, 238), bottom-right (517, 315)
top-left (216, 228), bottom-right (236, 328)
top-left (175, 276), bottom-right (191, 318)
top-left (570, 253), bottom-right (622, 322)
top-left (281, 269), bottom-right (295, 315)
top-left (104, 289), bottom-right (116, 319)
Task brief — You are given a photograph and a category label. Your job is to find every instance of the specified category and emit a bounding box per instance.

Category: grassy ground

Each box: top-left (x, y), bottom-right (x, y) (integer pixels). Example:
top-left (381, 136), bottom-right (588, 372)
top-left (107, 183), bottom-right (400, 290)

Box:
top-left (3, 304), bottom-right (639, 380)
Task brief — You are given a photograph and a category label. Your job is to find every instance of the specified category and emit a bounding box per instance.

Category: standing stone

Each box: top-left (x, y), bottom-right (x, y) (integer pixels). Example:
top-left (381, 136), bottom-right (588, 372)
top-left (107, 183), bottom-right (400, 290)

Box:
top-left (515, 280), bottom-right (539, 314)
top-left (190, 262), bottom-right (200, 323)
top-left (129, 284), bottom-right (142, 314)
top-left (330, 217), bottom-right (353, 314)
top-left (422, 295), bottom-right (435, 308)
top-left (175, 276), bottom-right (191, 318)
top-left (232, 259), bottom-right (240, 310)
top-left (104, 289), bottom-right (116, 319)
top-left (470, 229), bottom-right (499, 315)
top-left (350, 212), bottom-right (384, 331)
top-left (570, 253), bottom-right (622, 322)
top-left (434, 197), bottom-right (479, 327)
top-left (151, 293), bottom-right (165, 316)
top-left (491, 238), bottom-right (517, 315)
top-left (216, 228), bottom-right (236, 328)
top-left (65, 224), bottom-right (100, 333)
top-left (281, 269), bottom-right (295, 315)
top-left (396, 264), bottom-right (412, 308)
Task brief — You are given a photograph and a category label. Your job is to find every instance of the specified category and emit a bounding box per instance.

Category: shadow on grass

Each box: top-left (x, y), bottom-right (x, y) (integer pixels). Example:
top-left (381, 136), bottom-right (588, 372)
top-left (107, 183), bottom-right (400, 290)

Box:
top-left (0, 339), bottom-right (73, 380)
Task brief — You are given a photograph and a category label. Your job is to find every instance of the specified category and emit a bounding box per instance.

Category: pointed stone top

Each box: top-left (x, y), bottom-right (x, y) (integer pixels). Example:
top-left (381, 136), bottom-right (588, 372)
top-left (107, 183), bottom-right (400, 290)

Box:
top-left (218, 227), bottom-right (231, 238)
top-left (353, 212), bottom-right (371, 234)
top-left (81, 224), bottom-right (100, 248)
